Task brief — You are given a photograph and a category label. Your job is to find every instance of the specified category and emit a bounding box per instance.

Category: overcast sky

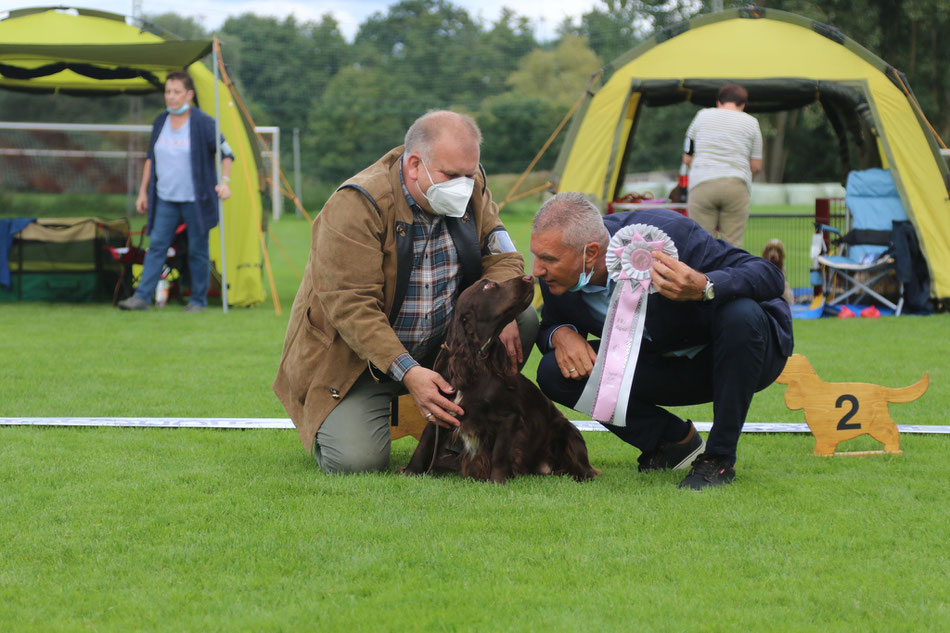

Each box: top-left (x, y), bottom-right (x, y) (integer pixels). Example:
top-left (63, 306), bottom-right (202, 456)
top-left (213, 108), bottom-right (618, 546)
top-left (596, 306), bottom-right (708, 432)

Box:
top-left (0, 1), bottom-right (604, 40)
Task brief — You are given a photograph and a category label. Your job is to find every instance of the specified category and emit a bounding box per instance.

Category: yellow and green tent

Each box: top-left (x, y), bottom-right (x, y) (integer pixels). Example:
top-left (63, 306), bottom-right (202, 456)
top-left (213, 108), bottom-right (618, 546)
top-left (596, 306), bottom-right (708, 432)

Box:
top-left (554, 7), bottom-right (950, 299)
top-left (0, 6), bottom-right (265, 306)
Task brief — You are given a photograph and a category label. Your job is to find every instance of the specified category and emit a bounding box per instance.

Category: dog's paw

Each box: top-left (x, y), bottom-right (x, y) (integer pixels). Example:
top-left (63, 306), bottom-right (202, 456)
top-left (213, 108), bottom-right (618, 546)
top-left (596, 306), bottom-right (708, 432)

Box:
top-left (574, 467), bottom-right (600, 482)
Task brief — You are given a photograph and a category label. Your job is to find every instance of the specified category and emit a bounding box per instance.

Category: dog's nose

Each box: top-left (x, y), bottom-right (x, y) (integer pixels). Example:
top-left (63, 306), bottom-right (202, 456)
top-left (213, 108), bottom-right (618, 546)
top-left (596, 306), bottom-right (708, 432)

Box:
top-left (522, 275), bottom-right (533, 282)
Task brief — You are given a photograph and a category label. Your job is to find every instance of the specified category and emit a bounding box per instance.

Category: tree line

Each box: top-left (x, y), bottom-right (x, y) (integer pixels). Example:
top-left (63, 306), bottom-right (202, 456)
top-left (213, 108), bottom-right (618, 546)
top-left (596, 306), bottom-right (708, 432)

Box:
top-left (1, 0), bottom-right (947, 188)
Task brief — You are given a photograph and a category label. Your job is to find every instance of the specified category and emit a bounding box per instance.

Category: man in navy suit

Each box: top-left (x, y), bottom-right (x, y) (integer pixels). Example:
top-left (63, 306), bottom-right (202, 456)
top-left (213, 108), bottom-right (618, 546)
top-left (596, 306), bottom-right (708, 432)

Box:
top-left (531, 193), bottom-right (792, 489)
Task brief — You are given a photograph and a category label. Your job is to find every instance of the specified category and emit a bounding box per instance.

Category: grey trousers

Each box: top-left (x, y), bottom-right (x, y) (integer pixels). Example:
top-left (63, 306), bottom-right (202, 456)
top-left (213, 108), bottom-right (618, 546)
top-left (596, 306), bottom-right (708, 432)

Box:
top-left (313, 304), bottom-right (540, 474)
top-left (688, 177), bottom-right (751, 248)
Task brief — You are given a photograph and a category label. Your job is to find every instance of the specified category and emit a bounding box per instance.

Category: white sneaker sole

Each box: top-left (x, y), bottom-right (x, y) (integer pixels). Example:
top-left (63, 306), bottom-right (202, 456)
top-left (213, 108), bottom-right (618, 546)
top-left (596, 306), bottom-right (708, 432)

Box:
top-left (672, 438), bottom-right (706, 470)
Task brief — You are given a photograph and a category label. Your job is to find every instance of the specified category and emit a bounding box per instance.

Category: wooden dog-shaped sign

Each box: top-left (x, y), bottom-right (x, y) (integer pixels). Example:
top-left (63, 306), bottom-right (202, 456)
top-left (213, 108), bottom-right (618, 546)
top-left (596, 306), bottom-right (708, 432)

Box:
top-left (390, 394), bottom-right (428, 441)
top-left (775, 354), bottom-right (928, 456)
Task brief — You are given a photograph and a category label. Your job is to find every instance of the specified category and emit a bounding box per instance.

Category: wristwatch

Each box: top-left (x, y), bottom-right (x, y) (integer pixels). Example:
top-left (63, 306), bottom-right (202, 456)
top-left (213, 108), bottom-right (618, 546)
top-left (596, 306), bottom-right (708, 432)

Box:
top-left (701, 275), bottom-right (715, 301)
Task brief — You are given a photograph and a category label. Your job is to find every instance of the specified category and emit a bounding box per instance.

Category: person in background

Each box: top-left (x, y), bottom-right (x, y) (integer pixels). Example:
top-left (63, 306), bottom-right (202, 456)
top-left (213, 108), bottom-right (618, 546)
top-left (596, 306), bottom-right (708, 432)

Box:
top-left (273, 110), bottom-right (537, 474)
top-left (682, 83), bottom-right (763, 248)
top-left (530, 193), bottom-right (791, 489)
top-left (118, 70), bottom-right (233, 312)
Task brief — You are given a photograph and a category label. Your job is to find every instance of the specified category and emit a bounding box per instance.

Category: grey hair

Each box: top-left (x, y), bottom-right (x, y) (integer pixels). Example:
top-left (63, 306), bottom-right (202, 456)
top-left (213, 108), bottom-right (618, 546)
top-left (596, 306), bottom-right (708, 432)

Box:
top-left (532, 192), bottom-right (609, 250)
top-left (404, 110), bottom-right (482, 162)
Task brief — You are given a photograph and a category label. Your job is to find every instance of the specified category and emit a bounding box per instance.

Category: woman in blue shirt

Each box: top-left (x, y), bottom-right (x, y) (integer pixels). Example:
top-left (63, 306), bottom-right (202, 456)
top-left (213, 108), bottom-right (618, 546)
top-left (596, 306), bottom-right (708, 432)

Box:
top-left (118, 70), bottom-right (234, 312)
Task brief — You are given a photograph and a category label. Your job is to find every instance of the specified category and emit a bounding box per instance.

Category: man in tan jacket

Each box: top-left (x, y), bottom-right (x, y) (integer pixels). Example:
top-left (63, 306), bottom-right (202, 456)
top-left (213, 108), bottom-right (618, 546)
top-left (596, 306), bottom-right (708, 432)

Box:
top-left (274, 111), bottom-right (537, 473)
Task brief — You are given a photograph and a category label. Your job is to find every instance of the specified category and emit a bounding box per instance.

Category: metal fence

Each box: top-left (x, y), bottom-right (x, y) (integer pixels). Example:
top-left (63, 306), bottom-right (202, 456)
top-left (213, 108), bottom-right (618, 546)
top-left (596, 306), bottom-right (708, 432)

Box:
top-left (745, 199), bottom-right (847, 290)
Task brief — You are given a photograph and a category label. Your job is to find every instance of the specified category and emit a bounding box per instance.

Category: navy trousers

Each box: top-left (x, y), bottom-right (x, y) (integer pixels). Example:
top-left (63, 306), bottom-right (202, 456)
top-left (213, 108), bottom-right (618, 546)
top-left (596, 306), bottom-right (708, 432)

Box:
top-left (536, 298), bottom-right (788, 463)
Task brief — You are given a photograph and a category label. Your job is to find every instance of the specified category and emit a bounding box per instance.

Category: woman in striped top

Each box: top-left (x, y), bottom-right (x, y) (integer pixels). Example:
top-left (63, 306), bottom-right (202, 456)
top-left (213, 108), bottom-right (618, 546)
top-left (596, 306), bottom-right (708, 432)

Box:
top-left (682, 83), bottom-right (763, 248)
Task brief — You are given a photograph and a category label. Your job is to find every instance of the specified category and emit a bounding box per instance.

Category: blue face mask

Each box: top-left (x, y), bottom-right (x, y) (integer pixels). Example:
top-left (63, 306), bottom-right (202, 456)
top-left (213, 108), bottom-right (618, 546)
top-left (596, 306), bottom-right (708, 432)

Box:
top-left (568, 248), bottom-right (594, 292)
top-left (167, 103), bottom-right (190, 115)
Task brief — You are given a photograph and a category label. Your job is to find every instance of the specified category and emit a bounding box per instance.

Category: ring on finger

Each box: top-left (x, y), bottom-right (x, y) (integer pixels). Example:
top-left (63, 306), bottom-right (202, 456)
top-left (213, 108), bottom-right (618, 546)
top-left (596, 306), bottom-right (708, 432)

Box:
top-left (424, 412), bottom-right (433, 419)
top-left (568, 368), bottom-right (577, 373)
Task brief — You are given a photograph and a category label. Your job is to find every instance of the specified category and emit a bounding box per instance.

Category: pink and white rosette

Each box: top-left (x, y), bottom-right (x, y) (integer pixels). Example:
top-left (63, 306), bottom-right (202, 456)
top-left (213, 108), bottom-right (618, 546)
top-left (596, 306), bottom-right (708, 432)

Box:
top-left (575, 224), bottom-right (677, 426)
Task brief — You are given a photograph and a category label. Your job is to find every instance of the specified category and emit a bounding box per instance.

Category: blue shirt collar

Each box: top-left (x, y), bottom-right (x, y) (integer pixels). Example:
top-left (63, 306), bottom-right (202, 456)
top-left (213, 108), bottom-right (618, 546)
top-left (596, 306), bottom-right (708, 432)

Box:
top-left (572, 277), bottom-right (615, 295)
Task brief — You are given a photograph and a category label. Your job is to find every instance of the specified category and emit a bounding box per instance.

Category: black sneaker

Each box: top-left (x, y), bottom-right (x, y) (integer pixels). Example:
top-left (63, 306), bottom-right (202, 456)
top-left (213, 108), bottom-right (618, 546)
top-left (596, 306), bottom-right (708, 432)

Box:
top-left (678, 453), bottom-right (736, 490)
top-left (637, 421), bottom-right (705, 472)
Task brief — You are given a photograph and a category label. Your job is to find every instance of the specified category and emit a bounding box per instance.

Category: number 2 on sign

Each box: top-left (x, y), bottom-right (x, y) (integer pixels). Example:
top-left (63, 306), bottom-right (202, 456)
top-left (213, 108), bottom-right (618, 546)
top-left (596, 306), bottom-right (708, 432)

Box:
top-left (836, 394), bottom-right (860, 430)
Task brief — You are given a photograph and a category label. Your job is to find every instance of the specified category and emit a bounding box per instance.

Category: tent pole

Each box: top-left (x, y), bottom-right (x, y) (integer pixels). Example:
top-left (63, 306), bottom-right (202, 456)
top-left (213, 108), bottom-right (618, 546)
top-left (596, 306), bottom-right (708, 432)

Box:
top-left (213, 37), bottom-right (228, 314)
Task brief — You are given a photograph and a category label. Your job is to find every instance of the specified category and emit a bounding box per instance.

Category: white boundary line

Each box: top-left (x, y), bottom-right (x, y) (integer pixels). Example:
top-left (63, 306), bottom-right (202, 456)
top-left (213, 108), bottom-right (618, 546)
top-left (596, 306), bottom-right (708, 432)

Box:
top-left (1, 418), bottom-right (949, 434)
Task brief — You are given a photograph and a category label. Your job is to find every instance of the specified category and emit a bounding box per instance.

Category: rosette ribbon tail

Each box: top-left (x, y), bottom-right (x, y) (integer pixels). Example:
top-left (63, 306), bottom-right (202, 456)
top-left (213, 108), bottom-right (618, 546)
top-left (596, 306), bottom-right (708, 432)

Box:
top-left (575, 278), bottom-right (649, 426)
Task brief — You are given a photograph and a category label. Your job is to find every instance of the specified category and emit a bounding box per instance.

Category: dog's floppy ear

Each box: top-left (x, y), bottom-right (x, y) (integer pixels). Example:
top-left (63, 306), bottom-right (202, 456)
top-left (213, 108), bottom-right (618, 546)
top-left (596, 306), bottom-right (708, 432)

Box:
top-left (444, 308), bottom-right (478, 387)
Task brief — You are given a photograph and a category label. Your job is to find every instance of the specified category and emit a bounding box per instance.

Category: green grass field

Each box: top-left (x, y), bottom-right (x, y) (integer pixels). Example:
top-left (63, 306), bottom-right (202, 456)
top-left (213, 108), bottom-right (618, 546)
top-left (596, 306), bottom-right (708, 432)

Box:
top-left (2, 205), bottom-right (949, 632)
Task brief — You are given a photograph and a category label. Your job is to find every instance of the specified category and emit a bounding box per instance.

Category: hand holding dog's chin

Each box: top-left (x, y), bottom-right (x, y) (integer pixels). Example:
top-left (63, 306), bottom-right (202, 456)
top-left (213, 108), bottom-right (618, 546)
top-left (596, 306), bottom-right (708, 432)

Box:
top-left (403, 366), bottom-right (463, 427)
top-left (498, 320), bottom-right (522, 374)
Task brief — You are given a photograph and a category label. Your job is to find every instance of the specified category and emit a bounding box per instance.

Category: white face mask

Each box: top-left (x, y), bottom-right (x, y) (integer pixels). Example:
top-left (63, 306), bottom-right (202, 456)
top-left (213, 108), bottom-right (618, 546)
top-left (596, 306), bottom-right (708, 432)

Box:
top-left (420, 159), bottom-right (475, 218)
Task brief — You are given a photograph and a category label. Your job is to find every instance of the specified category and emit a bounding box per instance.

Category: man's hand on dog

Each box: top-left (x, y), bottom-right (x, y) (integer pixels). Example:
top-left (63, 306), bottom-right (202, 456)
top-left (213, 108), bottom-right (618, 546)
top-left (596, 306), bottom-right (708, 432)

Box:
top-left (551, 327), bottom-right (597, 380)
top-left (404, 366), bottom-right (464, 427)
top-left (650, 250), bottom-right (706, 301)
top-left (498, 320), bottom-right (522, 374)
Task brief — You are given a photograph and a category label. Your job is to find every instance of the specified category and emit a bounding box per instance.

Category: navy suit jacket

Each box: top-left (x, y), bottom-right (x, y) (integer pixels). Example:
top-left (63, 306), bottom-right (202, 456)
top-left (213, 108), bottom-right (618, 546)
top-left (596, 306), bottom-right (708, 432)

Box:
top-left (537, 209), bottom-right (794, 357)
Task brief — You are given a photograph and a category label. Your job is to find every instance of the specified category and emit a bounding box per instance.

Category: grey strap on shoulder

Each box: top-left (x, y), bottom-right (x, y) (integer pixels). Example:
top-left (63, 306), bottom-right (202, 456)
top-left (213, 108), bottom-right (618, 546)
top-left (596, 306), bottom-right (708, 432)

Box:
top-left (337, 183), bottom-right (381, 215)
top-left (337, 183), bottom-right (411, 325)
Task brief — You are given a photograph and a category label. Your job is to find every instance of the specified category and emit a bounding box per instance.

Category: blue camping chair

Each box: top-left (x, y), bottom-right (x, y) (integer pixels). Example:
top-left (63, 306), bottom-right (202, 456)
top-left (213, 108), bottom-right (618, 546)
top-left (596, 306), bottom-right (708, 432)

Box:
top-left (816, 168), bottom-right (906, 315)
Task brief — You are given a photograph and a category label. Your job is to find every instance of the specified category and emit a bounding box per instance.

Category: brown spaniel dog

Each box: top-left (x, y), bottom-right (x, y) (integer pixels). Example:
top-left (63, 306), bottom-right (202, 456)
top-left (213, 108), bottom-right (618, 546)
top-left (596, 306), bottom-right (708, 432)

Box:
top-left (762, 238), bottom-right (795, 304)
top-left (402, 276), bottom-right (599, 484)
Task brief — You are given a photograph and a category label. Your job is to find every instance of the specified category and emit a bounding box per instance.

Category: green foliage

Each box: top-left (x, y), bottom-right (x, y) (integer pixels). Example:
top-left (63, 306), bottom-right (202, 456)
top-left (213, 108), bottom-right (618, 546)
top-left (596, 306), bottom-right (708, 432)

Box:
top-left (0, 193), bottom-right (129, 218)
top-left (505, 35), bottom-right (602, 109)
top-left (0, 90), bottom-right (141, 126)
top-left (354, 1), bottom-right (484, 105)
top-left (221, 13), bottom-right (346, 133)
top-left (291, 0), bottom-right (544, 181)
top-left (145, 12), bottom-right (210, 41)
top-left (478, 9), bottom-right (541, 96)
top-left (477, 95), bottom-right (566, 173)
top-left (623, 102), bottom-right (699, 174)
top-left (304, 66), bottom-right (420, 183)
top-left (560, 0), bottom-right (707, 64)
top-left (474, 34), bottom-right (602, 175)
top-left (563, 8), bottom-right (642, 65)
top-left (773, 105), bottom-right (844, 184)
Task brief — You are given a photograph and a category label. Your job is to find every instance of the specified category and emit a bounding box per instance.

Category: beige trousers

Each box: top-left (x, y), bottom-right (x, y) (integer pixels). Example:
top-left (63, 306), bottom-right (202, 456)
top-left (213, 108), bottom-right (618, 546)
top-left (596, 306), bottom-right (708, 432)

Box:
top-left (688, 177), bottom-right (751, 248)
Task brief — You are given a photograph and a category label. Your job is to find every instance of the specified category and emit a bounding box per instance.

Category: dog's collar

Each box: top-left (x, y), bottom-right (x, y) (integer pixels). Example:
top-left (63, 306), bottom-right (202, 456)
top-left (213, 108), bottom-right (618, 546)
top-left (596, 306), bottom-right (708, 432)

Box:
top-left (441, 337), bottom-right (494, 358)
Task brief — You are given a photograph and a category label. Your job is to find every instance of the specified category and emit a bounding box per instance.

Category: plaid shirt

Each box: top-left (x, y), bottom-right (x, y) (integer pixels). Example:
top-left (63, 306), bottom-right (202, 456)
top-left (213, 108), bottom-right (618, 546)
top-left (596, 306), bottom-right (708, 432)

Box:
top-left (388, 161), bottom-right (461, 381)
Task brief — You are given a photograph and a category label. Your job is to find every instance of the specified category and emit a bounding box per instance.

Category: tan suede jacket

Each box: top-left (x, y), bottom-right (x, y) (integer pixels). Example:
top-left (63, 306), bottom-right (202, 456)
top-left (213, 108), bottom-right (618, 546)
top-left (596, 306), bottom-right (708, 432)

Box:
top-left (273, 146), bottom-right (525, 452)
